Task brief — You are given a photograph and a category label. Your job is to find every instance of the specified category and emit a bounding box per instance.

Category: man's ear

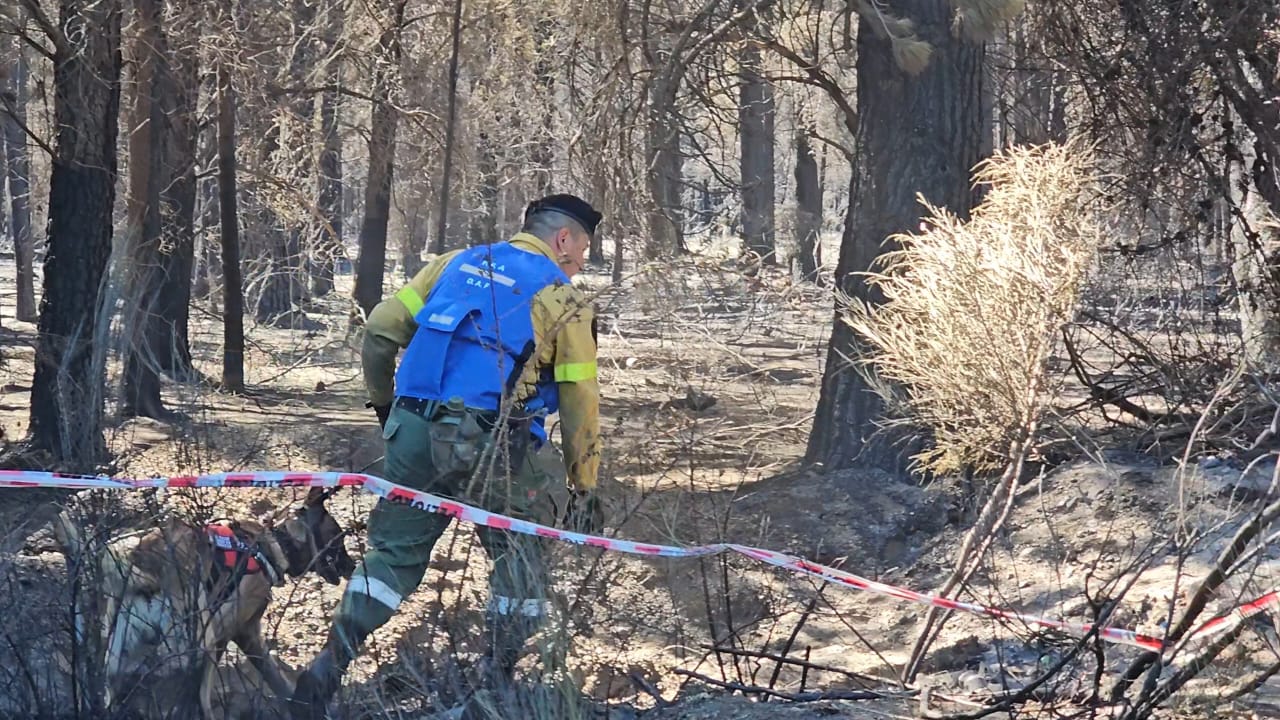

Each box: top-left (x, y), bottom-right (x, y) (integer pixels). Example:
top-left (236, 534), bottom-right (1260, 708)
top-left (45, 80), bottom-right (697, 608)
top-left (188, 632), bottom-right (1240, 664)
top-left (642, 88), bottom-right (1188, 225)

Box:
top-left (561, 226), bottom-right (579, 248)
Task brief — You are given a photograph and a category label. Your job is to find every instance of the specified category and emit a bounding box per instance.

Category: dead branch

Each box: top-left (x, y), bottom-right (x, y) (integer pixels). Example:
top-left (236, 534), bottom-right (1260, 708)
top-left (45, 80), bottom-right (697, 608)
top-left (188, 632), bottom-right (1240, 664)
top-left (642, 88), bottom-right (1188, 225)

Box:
top-left (696, 643), bottom-right (883, 689)
top-left (1113, 451), bottom-right (1280, 703)
top-left (1124, 618), bottom-right (1250, 720)
top-left (628, 670), bottom-right (674, 708)
top-left (1062, 326), bottom-right (1160, 424)
top-left (1189, 658), bottom-right (1280, 705)
top-left (672, 668), bottom-right (909, 703)
top-left (765, 593), bottom-right (821, 690)
top-left (903, 432), bottom-right (1035, 683)
top-left (1169, 462), bottom-right (1280, 647)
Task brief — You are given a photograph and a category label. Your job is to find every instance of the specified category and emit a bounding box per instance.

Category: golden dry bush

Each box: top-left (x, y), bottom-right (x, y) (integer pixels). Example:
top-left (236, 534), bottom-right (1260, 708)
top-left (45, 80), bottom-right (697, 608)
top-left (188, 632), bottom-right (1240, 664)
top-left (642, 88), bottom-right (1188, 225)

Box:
top-left (844, 139), bottom-right (1102, 474)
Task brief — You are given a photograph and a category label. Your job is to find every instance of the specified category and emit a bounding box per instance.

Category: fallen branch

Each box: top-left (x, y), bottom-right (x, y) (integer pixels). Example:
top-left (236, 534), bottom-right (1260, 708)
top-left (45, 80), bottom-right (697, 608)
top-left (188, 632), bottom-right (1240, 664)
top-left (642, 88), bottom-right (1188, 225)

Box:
top-left (1123, 618), bottom-right (1251, 720)
top-left (1188, 658), bottom-right (1280, 706)
top-left (696, 643), bottom-right (884, 689)
top-left (628, 670), bottom-right (674, 708)
top-left (766, 593), bottom-right (821, 691)
top-left (672, 668), bottom-right (910, 703)
top-left (1062, 327), bottom-right (1161, 424)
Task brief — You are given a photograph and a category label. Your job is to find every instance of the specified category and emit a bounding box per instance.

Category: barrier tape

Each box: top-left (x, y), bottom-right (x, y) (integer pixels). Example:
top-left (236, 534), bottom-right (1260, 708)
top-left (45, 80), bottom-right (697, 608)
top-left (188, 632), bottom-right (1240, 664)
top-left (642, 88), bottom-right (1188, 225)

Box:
top-left (1, 468), bottom-right (1272, 655)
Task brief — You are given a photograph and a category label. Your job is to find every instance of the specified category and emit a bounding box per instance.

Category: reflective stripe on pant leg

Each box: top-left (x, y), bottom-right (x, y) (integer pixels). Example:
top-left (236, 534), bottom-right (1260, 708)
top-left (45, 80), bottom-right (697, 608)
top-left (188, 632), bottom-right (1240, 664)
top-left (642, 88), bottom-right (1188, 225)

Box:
top-left (332, 408), bottom-right (457, 655)
top-left (331, 570), bottom-right (406, 662)
top-left (345, 573), bottom-right (403, 610)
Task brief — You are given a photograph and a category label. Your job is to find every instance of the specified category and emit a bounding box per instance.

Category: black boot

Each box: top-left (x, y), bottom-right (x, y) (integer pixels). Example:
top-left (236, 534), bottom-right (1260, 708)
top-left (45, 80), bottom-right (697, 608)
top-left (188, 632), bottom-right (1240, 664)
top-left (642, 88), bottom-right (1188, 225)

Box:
top-left (289, 636), bottom-right (351, 720)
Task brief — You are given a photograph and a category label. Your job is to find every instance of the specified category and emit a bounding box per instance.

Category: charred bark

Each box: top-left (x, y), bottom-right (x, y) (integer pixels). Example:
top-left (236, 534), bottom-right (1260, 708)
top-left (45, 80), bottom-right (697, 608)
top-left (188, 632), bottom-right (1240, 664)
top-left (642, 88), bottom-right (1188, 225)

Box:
top-left (217, 60), bottom-right (245, 392)
top-left (2, 40), bottom-right (35, 322)
top-left (312, 0), bottom-right (346, 296)
top-left (353, 0), bottom-right (406, 318)
top-left (806, 0), bottom-right (988, 473)
top-left (793, 128), bottom-right (822, 282)
top-left (739, 30), bottom-right (775, 263)
top-left (28, 0), bottom-right (125, 468)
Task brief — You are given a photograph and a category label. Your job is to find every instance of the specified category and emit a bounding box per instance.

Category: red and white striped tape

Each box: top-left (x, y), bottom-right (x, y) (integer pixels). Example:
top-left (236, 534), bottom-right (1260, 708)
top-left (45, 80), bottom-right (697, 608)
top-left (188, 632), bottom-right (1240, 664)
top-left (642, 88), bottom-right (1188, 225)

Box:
top-left (0, 468), bottom-right (1269, 655)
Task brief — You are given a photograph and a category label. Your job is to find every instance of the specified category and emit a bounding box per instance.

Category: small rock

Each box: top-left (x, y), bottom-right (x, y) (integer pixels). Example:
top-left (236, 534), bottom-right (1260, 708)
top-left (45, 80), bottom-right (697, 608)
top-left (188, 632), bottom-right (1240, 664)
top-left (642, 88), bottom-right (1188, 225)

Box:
top-left (671, 388), bottom-right (717, 412)
top-left (957, 670), bottom-right (987, 692)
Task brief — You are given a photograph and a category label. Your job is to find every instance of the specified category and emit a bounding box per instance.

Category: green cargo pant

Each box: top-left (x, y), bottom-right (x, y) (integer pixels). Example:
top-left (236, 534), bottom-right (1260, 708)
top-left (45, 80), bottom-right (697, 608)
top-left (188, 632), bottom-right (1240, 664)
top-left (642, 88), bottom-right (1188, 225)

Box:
top-left (331, 402), bottom-right (564, 675)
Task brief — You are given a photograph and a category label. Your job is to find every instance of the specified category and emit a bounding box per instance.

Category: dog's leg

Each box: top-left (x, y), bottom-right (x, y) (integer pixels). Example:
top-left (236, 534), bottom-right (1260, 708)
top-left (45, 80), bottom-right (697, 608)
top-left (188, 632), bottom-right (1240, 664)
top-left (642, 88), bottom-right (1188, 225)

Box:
top-left (198, 649), bottom-right (219, 720)
top-left (195, 585), bottom-right (224, 720)
top-left (234, 615), bottom-right (296, 700)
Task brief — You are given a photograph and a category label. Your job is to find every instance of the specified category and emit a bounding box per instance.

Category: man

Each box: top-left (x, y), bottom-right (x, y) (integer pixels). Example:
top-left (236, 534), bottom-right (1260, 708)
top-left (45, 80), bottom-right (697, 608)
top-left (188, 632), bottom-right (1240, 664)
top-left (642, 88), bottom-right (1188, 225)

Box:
top-left (291, 194), bottom-right (606, 718)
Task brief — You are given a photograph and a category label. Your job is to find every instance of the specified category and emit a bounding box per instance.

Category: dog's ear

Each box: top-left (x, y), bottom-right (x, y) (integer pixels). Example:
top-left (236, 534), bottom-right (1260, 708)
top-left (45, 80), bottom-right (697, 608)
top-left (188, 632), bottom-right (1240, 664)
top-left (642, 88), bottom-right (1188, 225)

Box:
top-left (304, 487), bottom-right (340, 507)
top-left (283, 516), bottom-right (310, 544)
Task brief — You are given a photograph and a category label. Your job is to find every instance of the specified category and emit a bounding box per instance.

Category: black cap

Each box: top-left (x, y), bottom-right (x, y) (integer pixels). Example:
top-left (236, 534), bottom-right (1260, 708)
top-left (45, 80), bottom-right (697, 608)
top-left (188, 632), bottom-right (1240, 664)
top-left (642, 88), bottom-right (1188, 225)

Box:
top-left (524, 194), bottom-right (603, 236)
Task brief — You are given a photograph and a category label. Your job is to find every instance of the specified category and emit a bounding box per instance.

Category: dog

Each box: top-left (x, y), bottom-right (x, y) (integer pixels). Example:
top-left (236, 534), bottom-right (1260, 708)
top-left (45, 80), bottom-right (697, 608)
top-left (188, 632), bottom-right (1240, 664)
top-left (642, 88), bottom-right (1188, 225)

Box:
top-left (52, 487), bottom-right (357, 718)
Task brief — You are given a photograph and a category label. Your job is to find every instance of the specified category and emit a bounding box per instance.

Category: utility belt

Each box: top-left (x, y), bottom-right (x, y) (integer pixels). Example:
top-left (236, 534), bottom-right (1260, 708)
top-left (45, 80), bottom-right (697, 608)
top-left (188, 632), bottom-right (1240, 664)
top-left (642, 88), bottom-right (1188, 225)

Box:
top-left (394, 395), bottom-right (542, 469)
top-left (395, 396), bottom-right (497, 429)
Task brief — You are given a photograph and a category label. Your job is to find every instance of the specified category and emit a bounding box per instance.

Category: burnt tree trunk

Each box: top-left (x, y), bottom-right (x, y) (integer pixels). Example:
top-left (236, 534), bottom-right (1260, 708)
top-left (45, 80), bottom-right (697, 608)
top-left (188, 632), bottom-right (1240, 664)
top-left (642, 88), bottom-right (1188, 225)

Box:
top-left (806, 0), bottom-right (988, 473)
top-left (352, 90), bottom-right (397, 317)
top-left (400, 198), bottom-right (428, 278)
top-left (643, 18), bottom-right (684, 257)
top-left (121, 0), bottom-right (168, 418)
top-left (793, 128), bottom-right (823, 282)
top-left (353, 0), bottom-right (405, 317)
top-left (739, 30), bottom-right (776, 263)
top-left (468, 133), bottom-right (499, 246)
top-left (3, 41), bottom-right (36, 323)
top-left (0, 126), bottom-right (7, 252)
top-left (529, 17), bottom-right (555, 194)
top-left (217, 59), bottom-right (245, 392)
top-left (285, 0), bottom-right (316, 310)
top-left (29, 0), bottom-right (124, 467)
top-left (122, 0), bottom-right (198, 419)
top-left (429, 0), bottom-right (461, 256)
top-left (1230, 133), bottom-right (1280, 368)
top-left (1002, 17), bottom-right (1065, 147)
top-left (193, 68), bottom-right (220, 301)
top-left (154, 44), bottom-right (197, 383)
top-left (312, 0), bottom-right (346, 296)
top-left (645, 77), bottom-right (685, 257)
top-left (588, 165), bottom-right (607, 264)
top-left (254, 0), bottom-right (316, 325)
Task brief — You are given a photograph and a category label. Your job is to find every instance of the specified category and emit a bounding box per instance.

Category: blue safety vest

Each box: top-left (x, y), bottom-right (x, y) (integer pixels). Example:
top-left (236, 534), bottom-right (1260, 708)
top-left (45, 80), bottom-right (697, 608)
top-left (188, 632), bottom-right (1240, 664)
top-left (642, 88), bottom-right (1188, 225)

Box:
top-left (395, 242), bottom-right (569, 442)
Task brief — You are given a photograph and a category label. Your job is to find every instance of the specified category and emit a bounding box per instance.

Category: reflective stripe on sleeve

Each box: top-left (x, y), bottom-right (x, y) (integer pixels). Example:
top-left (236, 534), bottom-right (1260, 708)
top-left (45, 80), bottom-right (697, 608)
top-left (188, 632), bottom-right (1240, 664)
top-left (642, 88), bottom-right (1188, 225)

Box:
top-left (554, 361), bottom-right (597, 383)
top-left (395, 286), bottom-right (424, 316)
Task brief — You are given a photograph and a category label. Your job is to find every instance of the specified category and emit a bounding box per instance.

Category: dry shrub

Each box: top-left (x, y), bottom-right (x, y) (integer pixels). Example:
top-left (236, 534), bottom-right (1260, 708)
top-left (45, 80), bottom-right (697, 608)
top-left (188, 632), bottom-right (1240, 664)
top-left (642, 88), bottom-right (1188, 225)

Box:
top-left (845, 139), bottom-right (1103, 474)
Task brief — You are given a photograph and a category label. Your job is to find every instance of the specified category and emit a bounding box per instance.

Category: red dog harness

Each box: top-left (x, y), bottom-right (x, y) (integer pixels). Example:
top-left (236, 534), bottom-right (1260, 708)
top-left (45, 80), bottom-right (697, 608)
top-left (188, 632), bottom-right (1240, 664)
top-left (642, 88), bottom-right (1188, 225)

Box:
top-left (205, 523), bottom-right (280, 586)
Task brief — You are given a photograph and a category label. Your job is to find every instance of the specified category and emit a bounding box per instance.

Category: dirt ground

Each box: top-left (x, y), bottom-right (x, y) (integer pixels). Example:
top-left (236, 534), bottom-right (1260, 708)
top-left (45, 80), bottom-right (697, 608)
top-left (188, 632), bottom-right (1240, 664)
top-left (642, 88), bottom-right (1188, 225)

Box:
top-left (0, 253), bottom-right (1275, 720)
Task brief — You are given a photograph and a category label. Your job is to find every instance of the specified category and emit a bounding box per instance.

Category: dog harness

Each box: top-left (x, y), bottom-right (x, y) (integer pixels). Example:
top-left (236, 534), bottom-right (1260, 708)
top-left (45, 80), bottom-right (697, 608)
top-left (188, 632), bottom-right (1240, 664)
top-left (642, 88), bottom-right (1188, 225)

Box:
top-left (205, 523), bottom-right (281, 587)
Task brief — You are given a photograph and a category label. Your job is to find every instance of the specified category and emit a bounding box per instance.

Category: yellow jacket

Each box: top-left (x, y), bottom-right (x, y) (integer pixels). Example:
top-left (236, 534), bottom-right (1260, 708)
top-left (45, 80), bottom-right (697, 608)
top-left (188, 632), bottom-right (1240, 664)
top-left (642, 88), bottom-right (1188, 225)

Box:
top-left (362, 232), bottom-right (602, 491)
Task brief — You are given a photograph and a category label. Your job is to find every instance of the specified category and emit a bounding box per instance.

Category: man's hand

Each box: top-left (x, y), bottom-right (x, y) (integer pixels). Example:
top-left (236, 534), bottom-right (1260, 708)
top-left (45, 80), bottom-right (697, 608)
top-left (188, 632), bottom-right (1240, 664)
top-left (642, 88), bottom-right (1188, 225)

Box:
top-left (565, 490), bottom-right (605, 535)
top-left (367, 401), bottom-right (391, 429)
